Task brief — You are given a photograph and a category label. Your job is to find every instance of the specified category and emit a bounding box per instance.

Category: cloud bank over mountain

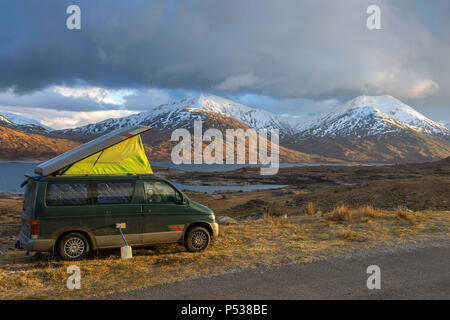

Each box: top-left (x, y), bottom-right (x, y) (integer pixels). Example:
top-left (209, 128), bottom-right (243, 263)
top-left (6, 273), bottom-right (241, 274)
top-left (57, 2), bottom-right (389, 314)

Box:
top-left (0, 0), bottom-right (449, 123)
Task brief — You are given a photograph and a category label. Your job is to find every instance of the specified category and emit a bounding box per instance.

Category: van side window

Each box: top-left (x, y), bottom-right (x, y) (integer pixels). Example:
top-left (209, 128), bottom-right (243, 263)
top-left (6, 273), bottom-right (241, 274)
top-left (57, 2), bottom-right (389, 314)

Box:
top-left (46, 183), bottom-right (89, 206)
top-left (144, 181), bottom-right (181, 204)
top-left (97, 182), bottom-right (134, 204)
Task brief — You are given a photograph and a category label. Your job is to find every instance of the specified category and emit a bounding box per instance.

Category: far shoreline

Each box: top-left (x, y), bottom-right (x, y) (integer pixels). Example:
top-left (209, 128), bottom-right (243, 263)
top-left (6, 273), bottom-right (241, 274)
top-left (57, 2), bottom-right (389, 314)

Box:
top-left (0, 160), bottom-right (43, 163)
top-left (0, 159), bottom-right (394, 166)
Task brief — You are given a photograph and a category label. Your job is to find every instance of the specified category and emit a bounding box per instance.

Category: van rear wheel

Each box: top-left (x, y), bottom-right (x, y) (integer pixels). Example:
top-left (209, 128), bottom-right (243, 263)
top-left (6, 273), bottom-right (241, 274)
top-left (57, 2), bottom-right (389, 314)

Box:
top-left (58, 233), bottom-right (90, 261)
top-left (184, 226), bottom-right (210, 252)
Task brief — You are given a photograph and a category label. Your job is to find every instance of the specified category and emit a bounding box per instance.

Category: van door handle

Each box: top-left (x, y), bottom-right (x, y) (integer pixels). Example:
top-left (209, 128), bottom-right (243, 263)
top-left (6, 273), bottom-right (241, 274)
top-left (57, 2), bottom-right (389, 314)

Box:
top-left (106, 210), bottom-right (111, 214)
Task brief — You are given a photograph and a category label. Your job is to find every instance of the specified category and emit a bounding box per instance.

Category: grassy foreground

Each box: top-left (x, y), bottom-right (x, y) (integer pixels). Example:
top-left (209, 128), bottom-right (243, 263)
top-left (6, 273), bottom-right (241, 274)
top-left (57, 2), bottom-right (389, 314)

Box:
top-left (0, 206), bottom-right (449, 299)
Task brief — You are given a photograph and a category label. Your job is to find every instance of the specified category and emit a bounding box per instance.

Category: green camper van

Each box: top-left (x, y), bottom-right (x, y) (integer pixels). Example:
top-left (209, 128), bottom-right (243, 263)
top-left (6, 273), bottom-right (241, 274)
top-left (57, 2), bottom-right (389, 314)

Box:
top-left (16, 126), bottom-right (218, 260)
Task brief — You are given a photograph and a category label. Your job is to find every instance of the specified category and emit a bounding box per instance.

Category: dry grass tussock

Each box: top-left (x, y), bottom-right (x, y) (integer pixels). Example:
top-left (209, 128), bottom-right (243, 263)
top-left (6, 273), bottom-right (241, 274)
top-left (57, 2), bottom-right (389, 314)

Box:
top-left (0, 200), bottom-right (448, 299)
top-left (262, 212), bottom-right (288, 226)
top-left (338, 229), bottom-right (358, 241)
top-left (327, 204), bottom-right (383, 221)
top-left (396, 206), bottom-right (420, 225)
top-left (304, 202), bottom-right (322, 215)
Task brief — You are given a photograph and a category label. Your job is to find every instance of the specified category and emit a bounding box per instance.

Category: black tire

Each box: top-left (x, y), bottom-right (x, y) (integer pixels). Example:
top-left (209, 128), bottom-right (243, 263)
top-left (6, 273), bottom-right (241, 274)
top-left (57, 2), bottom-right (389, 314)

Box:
top-left (184, 226), bottom-right (210, 252)
top-left (57, 232), bottom-right (90, 261)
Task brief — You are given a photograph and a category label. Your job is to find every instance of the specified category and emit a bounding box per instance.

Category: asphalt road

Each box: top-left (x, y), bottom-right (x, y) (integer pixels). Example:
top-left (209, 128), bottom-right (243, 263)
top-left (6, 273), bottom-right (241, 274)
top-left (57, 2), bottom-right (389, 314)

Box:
top-left (97, 241), bottom-right (450, 300)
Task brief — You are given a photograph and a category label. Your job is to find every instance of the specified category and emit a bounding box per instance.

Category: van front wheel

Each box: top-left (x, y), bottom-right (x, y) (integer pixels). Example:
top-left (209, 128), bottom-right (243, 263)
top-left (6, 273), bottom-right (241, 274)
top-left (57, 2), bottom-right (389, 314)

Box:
top-left (58, 233), bottom-right (90, 261)
top-left (184, 226), bottom-right (210, 252)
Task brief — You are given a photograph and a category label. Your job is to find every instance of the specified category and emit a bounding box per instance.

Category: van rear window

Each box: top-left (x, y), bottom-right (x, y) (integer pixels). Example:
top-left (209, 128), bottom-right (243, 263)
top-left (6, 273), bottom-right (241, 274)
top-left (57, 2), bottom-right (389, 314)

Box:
top-left (46, 183), bottom-right (89, 206)
top-left (97, 182), bottom-right (134, 204)
top-left (22, 179), bottom-right (36, 217)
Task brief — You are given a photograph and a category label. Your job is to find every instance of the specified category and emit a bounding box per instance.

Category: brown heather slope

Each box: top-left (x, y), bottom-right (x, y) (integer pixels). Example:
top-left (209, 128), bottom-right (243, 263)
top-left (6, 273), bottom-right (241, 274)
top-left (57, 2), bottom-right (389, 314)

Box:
top-left (141, 131), bottom-right (342, 163)
top-left (282, 132), bottom-right (450, 164)
top-left (292, 177), bottom-right (450, 212)
top-left (139, 110), bottom-right (342, 163)
top-left (4, 106), bottom-right (450, 164)
top-left (53, 109), bottom-right (342, 164)
top-left (162, 157), bottom-right (450, 216)
top-left (0, 126), bottom-right (80, 160)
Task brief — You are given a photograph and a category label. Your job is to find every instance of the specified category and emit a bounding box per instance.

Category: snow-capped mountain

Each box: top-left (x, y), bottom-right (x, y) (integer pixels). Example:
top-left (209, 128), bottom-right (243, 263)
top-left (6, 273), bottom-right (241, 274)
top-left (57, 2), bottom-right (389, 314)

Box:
top-left (58, 94), bottom-right (448, 140)
top-left (347, 95), bottom-right (448, 134)
top-left (53, 94), bottom-right (336, 162)
top-left (50, 94), bottom-right (450, 163)
top-left (0, 111), bottom-right (52, 132)
top-left (57, 94), bottom-right (294, 137)
top-left (292, 95), bottom-right (449, 137)
top-left (284, 95), bottom-right (450, 163)
top-left (446, 123), bottom-right (450, 130)
top-left (0, 111), bottom-right (77, 160)
top-left (193, 94), bottom-right (294, 134)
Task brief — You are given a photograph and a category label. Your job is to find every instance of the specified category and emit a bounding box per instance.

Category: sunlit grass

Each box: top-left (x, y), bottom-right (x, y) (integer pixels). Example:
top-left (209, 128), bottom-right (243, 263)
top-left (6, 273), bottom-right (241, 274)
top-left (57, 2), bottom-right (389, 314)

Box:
top-left (0, 208), bottom-right (448, 299)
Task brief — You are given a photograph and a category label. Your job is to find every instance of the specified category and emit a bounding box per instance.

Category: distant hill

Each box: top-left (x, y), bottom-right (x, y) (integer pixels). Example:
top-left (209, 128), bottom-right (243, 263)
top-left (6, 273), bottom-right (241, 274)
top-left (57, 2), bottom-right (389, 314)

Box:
top-left (1, 94), bottom-right (449, 164)
top-left (53, 103), bottom-right (338, 163)
top-left (0, 111), bottom-right (52, 133)
top-left (283, 95), bottom-right (450, 163)
top-left (0, 125), bottom-right (80, 160)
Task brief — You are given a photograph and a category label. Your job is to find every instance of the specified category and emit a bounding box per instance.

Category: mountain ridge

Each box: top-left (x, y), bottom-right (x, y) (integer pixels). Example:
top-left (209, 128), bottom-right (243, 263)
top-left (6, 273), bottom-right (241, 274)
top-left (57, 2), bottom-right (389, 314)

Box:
top-left (54, 94), bottom-right (450, 138)
top-left (0, 126), bottom-right (80, 160)
top-left (1, 94), bottom-right (449, 163)
top-left (55, 94), bottom-right (295, 137)
top-left (293, 95), bottom-right (449, 136)
top-left (0, 111), bottom-right (52, 133)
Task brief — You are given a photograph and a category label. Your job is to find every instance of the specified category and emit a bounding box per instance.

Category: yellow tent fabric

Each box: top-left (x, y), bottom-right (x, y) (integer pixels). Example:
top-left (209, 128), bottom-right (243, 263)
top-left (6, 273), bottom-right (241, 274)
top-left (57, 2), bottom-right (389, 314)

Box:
top-left (62, 135), bottom-right (153, 175)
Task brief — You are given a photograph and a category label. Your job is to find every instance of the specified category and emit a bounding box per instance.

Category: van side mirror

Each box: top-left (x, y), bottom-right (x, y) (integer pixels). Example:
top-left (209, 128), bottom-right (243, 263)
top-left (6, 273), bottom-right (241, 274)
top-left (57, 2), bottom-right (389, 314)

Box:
top-left (175, 191), bottom-right (187, 205)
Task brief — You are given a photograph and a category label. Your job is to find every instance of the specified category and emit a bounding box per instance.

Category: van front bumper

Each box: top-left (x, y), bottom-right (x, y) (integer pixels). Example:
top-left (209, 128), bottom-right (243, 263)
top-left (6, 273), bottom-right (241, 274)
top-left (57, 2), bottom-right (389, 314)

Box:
top-left (211, 222), bottom-right (219, 238)
top-left (19, 231), bottom-right (54, 252)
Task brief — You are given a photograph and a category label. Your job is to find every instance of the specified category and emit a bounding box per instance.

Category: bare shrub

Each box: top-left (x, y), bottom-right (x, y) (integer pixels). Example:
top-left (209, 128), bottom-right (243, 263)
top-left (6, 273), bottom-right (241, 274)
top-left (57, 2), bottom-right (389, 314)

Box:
top-left (397, 207), bottom-right (419, 225)
top-left (339, 229), bottom-right (357, 241)
top-left (262, 212), bottom-right (285, 226)
top-left (356, 205), bottom-right (382, 218)
top-left (396, 207), bottom-right (409, 219)
top-left (328, 204), bottom-right (353, 221)
top-left (360, 216), bottom-right (372, 224)
top-left (305, 202), bottom-right (321, 215)
top-left (328, 204), bottom-right (383, 221)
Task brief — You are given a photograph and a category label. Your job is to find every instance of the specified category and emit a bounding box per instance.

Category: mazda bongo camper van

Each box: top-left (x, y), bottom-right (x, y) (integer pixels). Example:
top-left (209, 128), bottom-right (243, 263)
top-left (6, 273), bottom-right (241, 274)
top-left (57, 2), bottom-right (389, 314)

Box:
top-left (16, 126), bottom-right (218, 260)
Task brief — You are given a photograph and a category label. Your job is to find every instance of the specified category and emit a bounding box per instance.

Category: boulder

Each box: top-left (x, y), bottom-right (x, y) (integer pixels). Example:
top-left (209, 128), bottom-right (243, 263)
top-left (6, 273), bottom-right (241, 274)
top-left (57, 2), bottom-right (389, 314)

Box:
top-left (235, 212), bottom-right (263, 221)
top-left (217, 216), bottom-right (238, 225)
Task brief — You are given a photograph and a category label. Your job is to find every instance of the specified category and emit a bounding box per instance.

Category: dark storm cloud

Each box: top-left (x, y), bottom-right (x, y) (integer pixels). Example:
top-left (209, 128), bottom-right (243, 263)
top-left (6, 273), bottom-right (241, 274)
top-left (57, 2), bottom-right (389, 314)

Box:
top-left (0, 87), bottom-right (123, 111)
top-left (0, 0), bottom-right (449, 118)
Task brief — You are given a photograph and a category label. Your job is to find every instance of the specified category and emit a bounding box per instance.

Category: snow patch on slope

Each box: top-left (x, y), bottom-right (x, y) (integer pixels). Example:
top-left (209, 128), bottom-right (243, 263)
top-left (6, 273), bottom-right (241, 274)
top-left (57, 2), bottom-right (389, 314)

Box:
top-left (344, 95), bottom-right (447, 134)
top-left (56, 94), bottom-right (448, 139)
top-left (294, 95), bottom-right (449, 136)
top-left (0, 111), bottom-right (52, 131)
top-left (60, 94), bottom-right (294, 135)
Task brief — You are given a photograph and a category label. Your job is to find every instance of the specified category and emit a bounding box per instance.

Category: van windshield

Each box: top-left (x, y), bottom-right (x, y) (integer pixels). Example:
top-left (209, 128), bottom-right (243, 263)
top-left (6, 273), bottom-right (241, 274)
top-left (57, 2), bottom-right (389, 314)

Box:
top-left (144, 181), bottom-right (181, 203)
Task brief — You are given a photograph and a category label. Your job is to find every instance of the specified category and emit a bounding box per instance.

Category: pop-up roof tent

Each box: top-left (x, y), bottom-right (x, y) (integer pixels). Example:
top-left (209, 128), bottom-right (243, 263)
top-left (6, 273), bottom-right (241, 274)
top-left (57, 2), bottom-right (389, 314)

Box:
top-left (35, 126), bottom-right (152, 176)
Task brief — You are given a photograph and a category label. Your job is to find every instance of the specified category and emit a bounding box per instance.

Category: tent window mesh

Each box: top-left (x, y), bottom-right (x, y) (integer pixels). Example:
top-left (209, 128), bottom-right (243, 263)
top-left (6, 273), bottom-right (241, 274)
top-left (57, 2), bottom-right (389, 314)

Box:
top-left (97, 182), bottom-right (134, 204)
top-left (46, 183), bottom-right (89, 206)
